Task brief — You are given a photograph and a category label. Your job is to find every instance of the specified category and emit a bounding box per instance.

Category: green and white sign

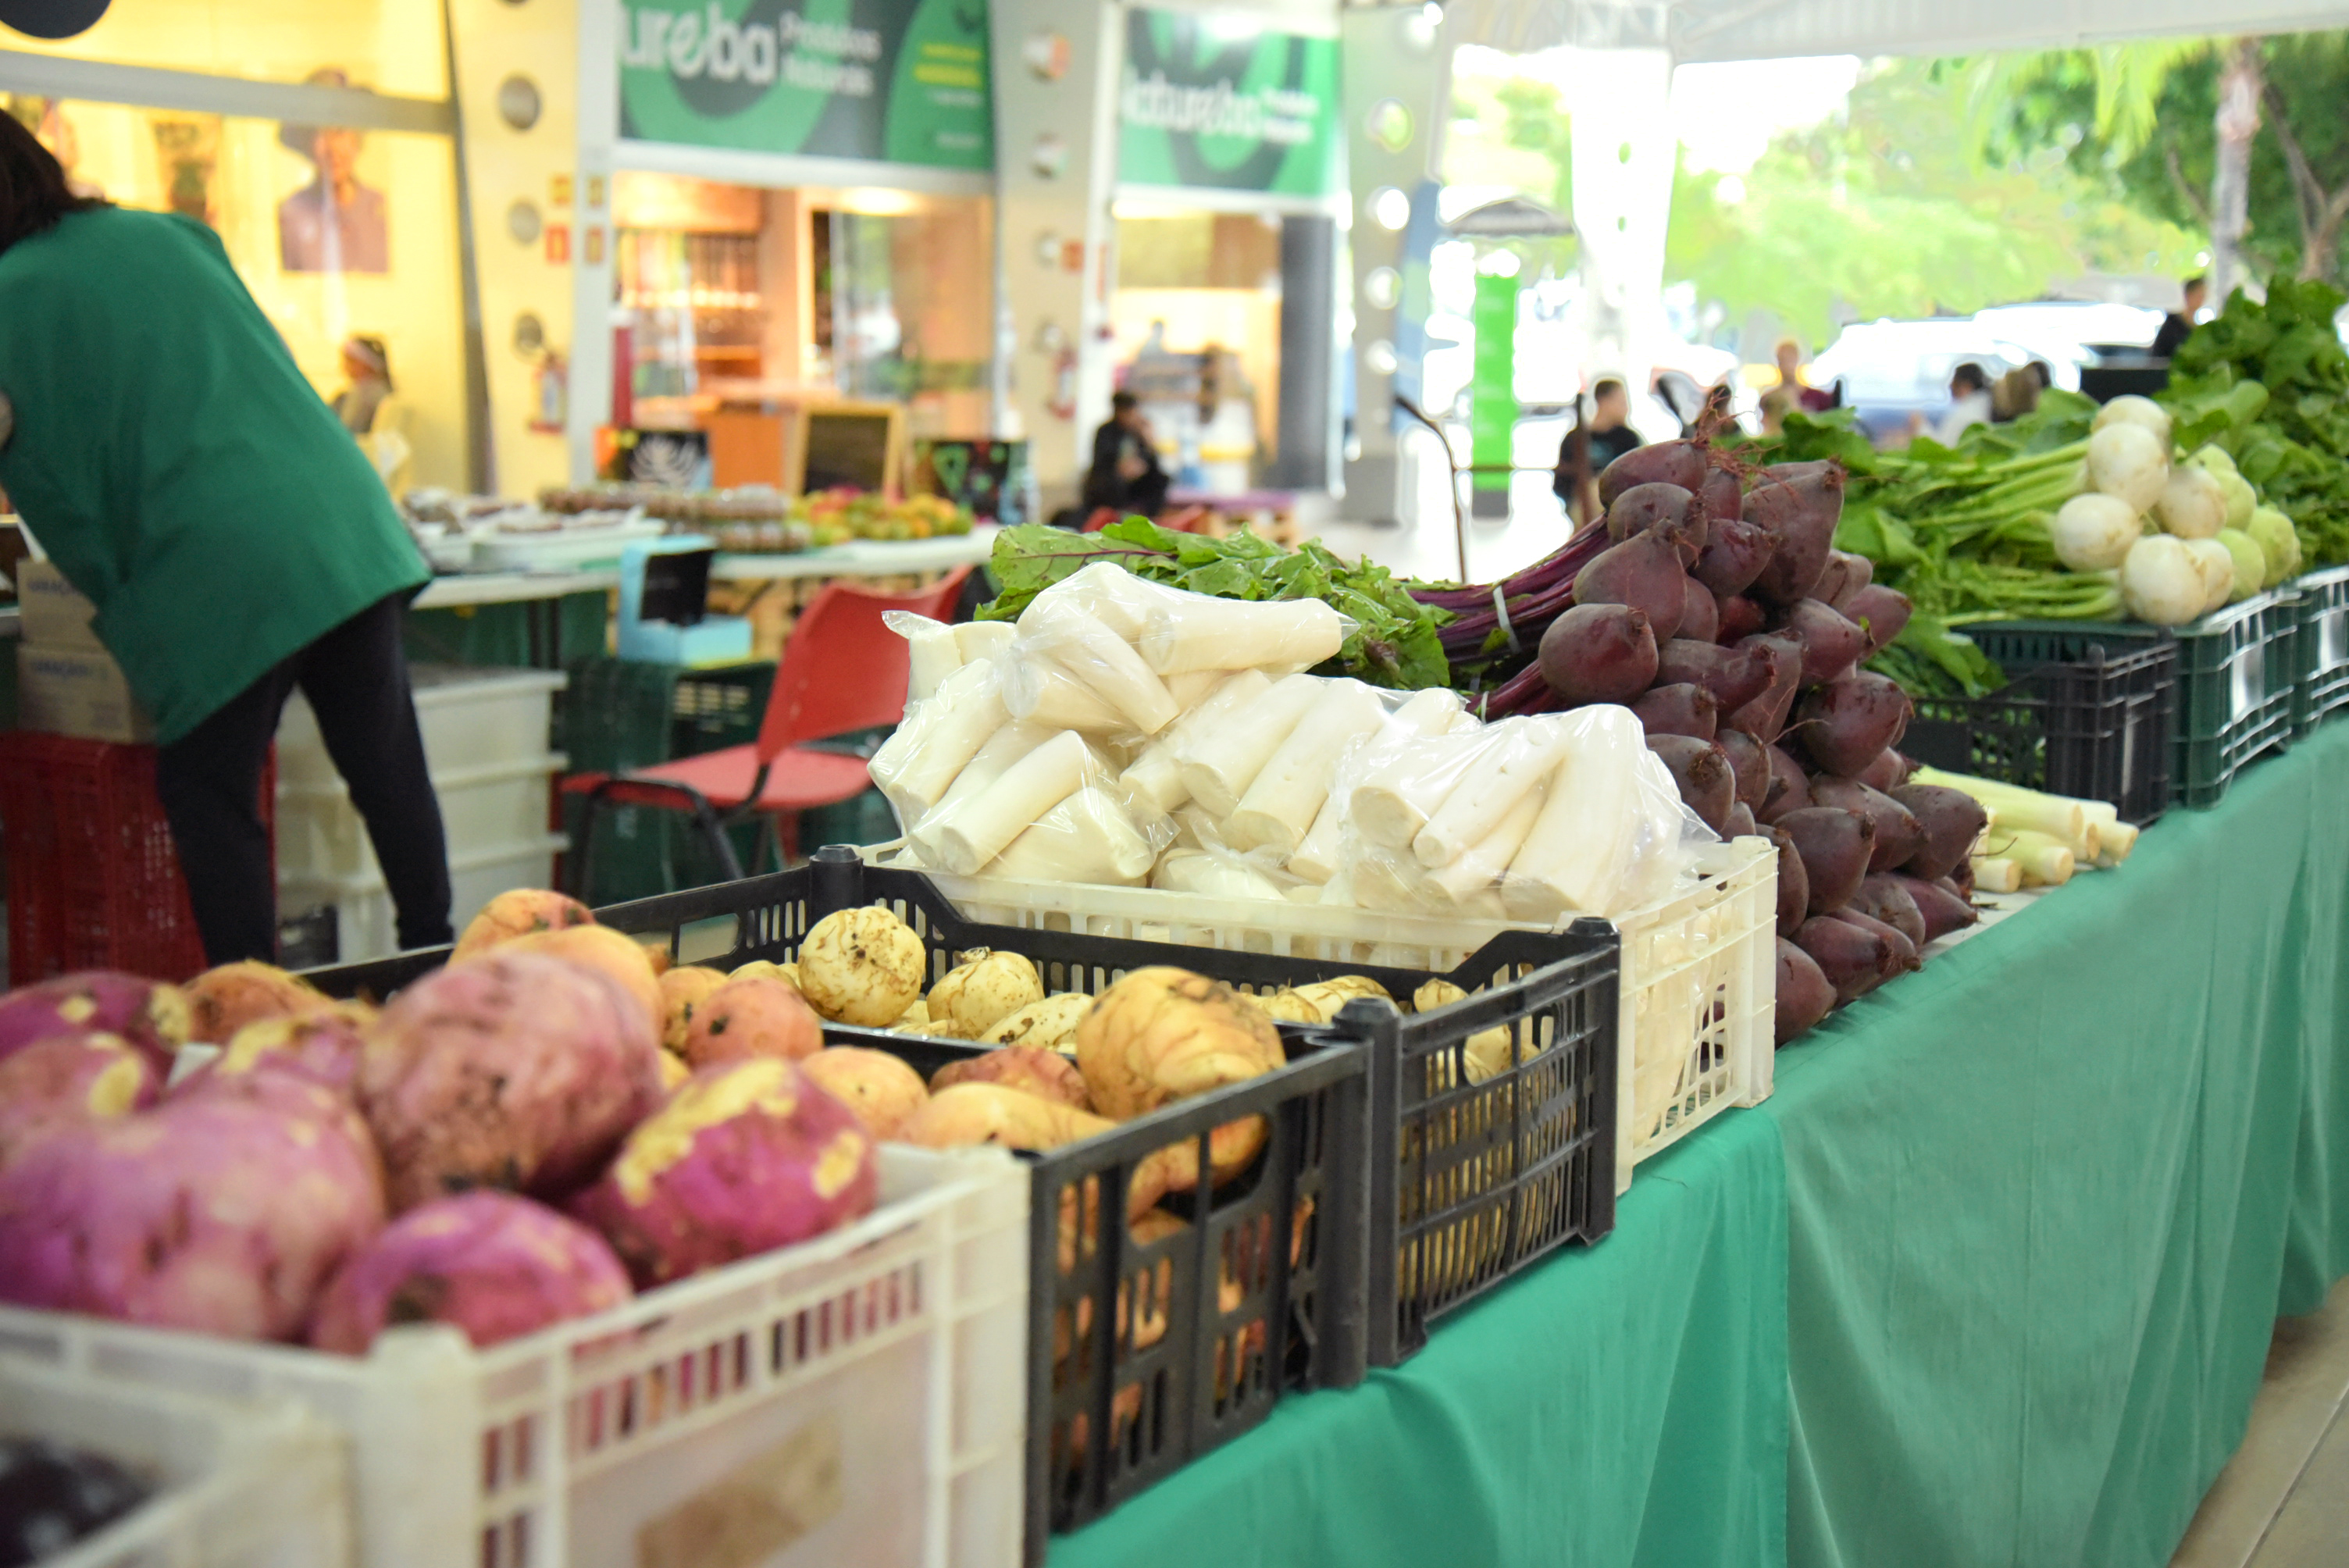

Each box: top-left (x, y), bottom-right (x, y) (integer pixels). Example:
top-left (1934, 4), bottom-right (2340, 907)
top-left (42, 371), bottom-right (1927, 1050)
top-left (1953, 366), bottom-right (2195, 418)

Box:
top-left (1117, 9), bottom-right (1339, 198)
top-left (617, 0), bottom-right (993, 171)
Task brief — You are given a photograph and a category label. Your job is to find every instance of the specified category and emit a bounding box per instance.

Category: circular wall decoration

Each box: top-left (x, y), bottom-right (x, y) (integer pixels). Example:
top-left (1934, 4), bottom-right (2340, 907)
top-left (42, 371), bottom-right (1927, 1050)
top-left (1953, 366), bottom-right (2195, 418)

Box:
top-left (1364, 340), bottom-right (1399, 376)
top-left (1030, 132), bottom-right (1068, 180)
top-left (507, 199), bottom-right (543, 244)
top-left (1363, 266), bottom-right (1401, 311)
top-left (513, 312), bottom-right (546, 358)
top-left (1022, 31), bottom-right (1070, 80)
top-left (1367, 99), bottom-right (1413, 154)
top-left (497, 73), bottom-right (542, 131)
top-left (1369, 187), bottom-right (1412, 232)
top-left (0, 0), bottom-right (111, 40)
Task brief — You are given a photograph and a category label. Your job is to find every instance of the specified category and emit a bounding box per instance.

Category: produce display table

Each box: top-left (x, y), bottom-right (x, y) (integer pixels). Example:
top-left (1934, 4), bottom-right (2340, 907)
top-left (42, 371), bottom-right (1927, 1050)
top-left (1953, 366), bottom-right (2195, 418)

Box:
top-left (711, 526), bottom-right (999, 583)
top-left (407, 571), bottom-right (618, 670)
top-left (1048, 722), bottom-right (2349, 1568)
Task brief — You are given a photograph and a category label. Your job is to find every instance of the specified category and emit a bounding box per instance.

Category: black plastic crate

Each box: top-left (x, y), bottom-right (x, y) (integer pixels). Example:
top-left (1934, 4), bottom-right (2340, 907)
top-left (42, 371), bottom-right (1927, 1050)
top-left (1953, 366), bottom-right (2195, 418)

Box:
top-left (1902, 639), bottom-right (2175, 825)
top-left (302, 847), bottom-right (1620, 1548)
top-left (2293, 565), bottom-right (2349, 736)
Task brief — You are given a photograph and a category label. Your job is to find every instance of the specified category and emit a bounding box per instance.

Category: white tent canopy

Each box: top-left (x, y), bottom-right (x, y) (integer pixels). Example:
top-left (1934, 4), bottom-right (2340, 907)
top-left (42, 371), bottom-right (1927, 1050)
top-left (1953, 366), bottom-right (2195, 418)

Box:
top-left (1445, 0), bottom-right (2349, 62)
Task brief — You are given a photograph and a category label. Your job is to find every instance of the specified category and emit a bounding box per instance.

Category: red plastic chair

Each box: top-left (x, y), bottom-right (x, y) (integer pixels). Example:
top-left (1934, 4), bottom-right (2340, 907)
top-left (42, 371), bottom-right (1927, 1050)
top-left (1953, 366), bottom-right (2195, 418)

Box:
top-left (561, 565), bottom-right (972, 891)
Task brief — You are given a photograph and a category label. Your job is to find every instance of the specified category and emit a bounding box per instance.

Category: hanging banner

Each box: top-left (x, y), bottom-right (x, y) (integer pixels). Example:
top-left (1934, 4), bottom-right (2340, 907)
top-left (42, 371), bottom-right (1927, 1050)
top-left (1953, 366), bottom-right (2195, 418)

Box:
top-left (1117, 9), bottom-right (1339, 198)
top-left (617, 0), bottom-right (993, 171)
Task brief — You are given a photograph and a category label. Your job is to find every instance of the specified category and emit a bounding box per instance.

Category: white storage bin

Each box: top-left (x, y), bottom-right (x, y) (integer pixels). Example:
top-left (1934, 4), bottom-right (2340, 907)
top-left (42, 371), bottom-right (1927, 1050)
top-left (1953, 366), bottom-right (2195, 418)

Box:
top-left (0, 1145), bottom-right (1028, 1568)
top-left (1, 1353), bottom-right (351, 1568)
top-left (276, 666), bottom-right (567, 786)
top-left (280, 834), bottom-right (569, 964)
top-left (865, 835), bottom-right (1779, 1195)
top-left (277, 755), bottom-right (566, 882)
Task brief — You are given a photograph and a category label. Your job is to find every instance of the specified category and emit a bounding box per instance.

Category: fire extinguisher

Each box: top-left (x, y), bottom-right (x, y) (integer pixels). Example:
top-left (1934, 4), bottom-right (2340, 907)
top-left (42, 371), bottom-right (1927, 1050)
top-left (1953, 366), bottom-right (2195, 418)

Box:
top-left (529, 351), bottom-right (568, 434)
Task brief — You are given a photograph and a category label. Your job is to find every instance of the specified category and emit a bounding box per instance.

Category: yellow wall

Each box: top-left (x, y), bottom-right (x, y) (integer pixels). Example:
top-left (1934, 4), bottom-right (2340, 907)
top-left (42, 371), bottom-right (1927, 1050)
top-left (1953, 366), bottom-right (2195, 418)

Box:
top-left (2, 0), bottom-right (448, 98)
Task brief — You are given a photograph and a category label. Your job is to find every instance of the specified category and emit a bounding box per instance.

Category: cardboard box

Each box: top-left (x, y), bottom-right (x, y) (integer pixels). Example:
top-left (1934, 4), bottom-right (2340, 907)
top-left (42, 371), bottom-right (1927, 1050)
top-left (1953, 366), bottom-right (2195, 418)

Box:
top-left (16, 560), bottom-right (105, 651)
top-left (16, 641), bottom-right (153, 743)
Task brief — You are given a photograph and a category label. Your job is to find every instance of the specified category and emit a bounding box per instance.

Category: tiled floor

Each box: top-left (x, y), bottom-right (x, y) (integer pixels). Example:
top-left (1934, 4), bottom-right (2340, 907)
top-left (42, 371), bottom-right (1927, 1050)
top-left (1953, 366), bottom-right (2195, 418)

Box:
top-left (2169, 1278), bottom-right (2349, 1568)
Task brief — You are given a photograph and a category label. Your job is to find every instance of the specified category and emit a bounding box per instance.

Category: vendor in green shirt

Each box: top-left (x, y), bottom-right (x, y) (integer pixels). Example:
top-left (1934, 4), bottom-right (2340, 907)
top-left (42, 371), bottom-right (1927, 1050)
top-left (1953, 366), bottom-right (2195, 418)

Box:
top-left (0, 115), bottom-right (451, 963)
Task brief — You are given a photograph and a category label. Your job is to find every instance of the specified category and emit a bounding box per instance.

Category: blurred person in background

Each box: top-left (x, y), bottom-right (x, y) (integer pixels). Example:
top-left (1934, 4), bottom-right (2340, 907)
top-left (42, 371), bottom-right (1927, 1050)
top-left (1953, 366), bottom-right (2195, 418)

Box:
top-left (1082, 390), bottom-right (1168, 518)
top-left (1991, 365), bottom-right (2041, 423)
top-left (1774, 338), bottom-right (1835, 414)
top-left (1913, 362), bottom-right (1993, 445)
top-left (331, 333), bottom-right (412, 493)
top-left (2153, 276), bottom-right (2206, 358)
top-left (0, 112), bottom-right (451, 963)
top-left (1759, 383), bottom-right (1797, 435)
top-left (1554, 378), bottom-right (1641, 521)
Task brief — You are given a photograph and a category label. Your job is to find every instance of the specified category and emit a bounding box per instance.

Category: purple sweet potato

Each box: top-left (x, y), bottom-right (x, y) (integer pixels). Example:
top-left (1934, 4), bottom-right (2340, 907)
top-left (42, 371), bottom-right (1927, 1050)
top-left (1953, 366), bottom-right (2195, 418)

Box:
top-left (1842, 584), bottom-right (1912, 656)
top-left (173, 1010), bottom-right (372, 1099)
top-left (1794, 915), bottom-right (1891, 1004)
top-left (1892, 875), bottom-right (1979, 942)
top-left (1632, 683), bottom-right (1719, 740)
top-left (0, 1033), bottom-right (157, 1171)
top-left (1889, 784), bottom-right (1991, 884)
top-left (1809, 778), bottom-right (1925, 874)
top-left (1855, 749), bottom-right (1916, 792)
top-left (358, 952), bottom-right (665, 1213)
top-left (0, 1075), bottom-right (384, 1340)
top-left (308, 1190), bottom-right (633, 1354)
top-left (1714, 593), bottom-right (1768, 644)
top-left (0, 972), bottom-right (189, 1074)
top-left (1574, 529), bottom-right (1690, 640)
top-left (1766, 825), bottom-right (1809, 937)
top-left (1759, 744), bottom-right (1812, 823)
top-left (1678, 575), bottom-right (1720, 643)
top-left (1777, 807), bottom-right (1875, 914)
top-left (1700, 468), bottom-right (1742, 524)
top-left (185, 961), bottom-right (337, 1046)
top-left (1691, 517), bottom-right (1776, 598)
top-left (1829, 908), bottom-right (1920, 978)
top-left (1715, 728), bottom-right (1769, 811)
top-left (1779, 599), bottom-right (1872, 685)
top-left (1646, 736), bottom-right (1737, 835)
top-left (1745, 461), bottom-right (1845, 604)
top-left (1791, 673), bottom-right (1912, 779)
top-left (1776, 939), bottom-right (1837, 1044)
top-left (1606, 482), bottom-right (1707, 555)
top-left (570, 1059), bottom-right (879, 1288)
top-left (1599, 439), bottom-right (1707, 506)
top-left (1539, 603), bottom-right (1659, 704)
top-left (1850, 875), bottom-right (1928, 950)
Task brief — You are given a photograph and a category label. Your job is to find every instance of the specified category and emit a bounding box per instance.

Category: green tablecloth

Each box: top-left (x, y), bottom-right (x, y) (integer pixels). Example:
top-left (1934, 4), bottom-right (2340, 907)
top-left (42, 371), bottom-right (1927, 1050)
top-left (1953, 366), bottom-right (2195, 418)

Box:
top-left (1769, 718), bottom-right (2349, 1568)
top-left (1050, 1105), bottom-right (1790, 1568)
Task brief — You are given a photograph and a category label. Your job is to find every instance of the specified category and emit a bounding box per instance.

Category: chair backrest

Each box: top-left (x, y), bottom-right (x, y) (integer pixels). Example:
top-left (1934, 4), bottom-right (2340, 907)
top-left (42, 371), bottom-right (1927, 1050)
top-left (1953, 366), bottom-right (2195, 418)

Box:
top-left (754, 564), bottom-right (974, 760)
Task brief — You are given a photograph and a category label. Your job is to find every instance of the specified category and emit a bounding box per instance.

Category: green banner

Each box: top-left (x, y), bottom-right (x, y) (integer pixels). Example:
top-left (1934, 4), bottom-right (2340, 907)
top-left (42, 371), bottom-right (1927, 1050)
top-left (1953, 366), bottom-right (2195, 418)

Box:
top-left (617, 0), bottom-right (992, 171)
top-left (1117, 9), bottom-right (1338, 197)
top-left (1470, 273), bottom-right (1517, 496)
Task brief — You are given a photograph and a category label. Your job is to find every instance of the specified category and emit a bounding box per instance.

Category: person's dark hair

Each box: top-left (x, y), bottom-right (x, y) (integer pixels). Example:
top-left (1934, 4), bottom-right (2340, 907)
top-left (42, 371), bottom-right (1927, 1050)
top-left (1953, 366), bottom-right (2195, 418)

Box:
top-left (1950, 362), bottom-right (1989, 395)
top-left (2028, 359), bottom-right (2054, 389)
top-left (345, 334), bottom-right (394, 390)
top-left (0, 111), bottom-right (105, 258)
top-left (1110, 390), bottom-right (1139, 414)
top-left (1592, 377), bottom-right (1626, 401)
top-left (2182, 273), bottom-right (2207, 294)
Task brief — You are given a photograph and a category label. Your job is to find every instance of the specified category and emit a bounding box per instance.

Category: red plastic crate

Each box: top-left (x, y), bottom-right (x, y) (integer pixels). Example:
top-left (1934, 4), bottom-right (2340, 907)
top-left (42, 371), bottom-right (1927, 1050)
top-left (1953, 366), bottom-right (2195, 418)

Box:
top-left (0, 732), bottom-right (273, 985)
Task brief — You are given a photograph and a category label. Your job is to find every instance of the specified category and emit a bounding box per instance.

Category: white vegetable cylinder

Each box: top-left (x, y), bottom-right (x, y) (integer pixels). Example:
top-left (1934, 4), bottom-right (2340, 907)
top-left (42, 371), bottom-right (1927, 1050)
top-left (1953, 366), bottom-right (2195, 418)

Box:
top-left (866, 660), bottom-right (1009, 814)
top-left (1504, 707), bottom-right (1646, 920)
top-left (1019, 597), bottom-right (1180, 734)
top-left (953, 620), bottom-right (1016, 662)
top-left (1413, 715), bottom-right (1570, 868)
top-left (1223, 682), bottom-right (1389, 857)
top-left (924, 730), bottom-right (1093, 875)
top-left (1119, 669), bottom-right (1274, 814)
top-left (1351, 726), bottom-right (1500, 851)
top-left (909, 722), bottom-right (1053, 857)
top-left (1287, 687), bottom-right (1463, 882)
top-left (891, 614), bottom-right (963, 702)
top-left (1176, 673), bottom-right (1323, 818)
top-left (1429, 781), bottom-right (1545, 903)
top-left (1003, 658), bottom-right (1130, 734)
top-left (1150, 849), bottom-right (1289, 901)
top-left (1028, 561), bottom-right (1158, 641)
top-left (1139, 595), bottom-right (1346, 675)
top-left (986, 786), bottom-right (1157, 886)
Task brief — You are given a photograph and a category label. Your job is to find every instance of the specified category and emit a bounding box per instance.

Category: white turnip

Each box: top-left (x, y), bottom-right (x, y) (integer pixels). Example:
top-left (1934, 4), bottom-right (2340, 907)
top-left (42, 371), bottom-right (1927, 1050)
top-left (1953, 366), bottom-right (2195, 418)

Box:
top-left (2050, 494), bottom-right (2142, 572)
top-left (2087, 422), bottom-right (2168, 514)
top-left (2122, 536), bottom-right (2206, 625)
top-left (2183, 536), bottom-right (2237, 615)
top-left (2153, 465), bottom-right (2226, 540)
top-left (2091, 394), bottom-right (2172, 448)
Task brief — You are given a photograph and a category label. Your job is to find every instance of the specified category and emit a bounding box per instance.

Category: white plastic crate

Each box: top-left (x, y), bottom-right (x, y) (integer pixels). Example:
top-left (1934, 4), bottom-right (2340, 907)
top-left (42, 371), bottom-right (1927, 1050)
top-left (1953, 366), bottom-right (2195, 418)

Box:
top-left (277, 754), bottom-right (567, 882)
top-left (276, 666), bottom-right (567, 786)
top-left (1, 1353), bottom-right (351, 1568)
top-left (280, 833), bottom-right (569, 964)
top-left (867, 836), bottom-right (1779, 1195)
top-left (0, 1145), bottom-right (1028, 1568)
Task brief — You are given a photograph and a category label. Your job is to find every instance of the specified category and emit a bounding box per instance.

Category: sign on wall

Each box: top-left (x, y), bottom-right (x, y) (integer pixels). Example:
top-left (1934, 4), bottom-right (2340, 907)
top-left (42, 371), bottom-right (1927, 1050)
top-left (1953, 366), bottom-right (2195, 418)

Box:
top-left (1117, 9), bottom-right (1339, 198)
top-left (617, 0), bottom-right (993, 171)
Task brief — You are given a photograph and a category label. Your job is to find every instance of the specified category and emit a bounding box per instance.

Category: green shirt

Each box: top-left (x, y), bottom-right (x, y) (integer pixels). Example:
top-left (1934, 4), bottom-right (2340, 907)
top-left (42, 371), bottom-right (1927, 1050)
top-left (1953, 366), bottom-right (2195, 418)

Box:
top-left (0, 207), bottom-right (427, 744)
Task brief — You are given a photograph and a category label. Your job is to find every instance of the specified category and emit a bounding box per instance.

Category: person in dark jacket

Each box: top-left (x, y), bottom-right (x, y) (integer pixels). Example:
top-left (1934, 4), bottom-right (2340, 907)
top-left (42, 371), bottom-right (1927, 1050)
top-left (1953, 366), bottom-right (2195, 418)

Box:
top-left (0, 112), bottom-right (451, 963)
top-left (2152, 276), bottom-right (2205, 359)
top-left (1082, 391), bottom-right (1170, 517)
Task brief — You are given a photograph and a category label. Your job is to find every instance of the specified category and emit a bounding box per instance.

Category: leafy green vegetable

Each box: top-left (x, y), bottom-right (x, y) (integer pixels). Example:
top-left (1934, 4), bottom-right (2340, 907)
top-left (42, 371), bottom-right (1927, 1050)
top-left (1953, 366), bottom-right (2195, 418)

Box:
top-left (978, 518), bottom-right (1453, 690)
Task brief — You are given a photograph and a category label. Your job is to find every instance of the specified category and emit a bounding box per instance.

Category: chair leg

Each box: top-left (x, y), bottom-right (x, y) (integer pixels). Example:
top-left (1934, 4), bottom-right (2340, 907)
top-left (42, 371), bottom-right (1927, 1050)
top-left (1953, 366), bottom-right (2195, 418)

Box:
top-left (778, 811), bottom-right (803, 868)
top-left (695, 795), bottom-right (747, 882)
top-left (569, 782), bottom-right (615, 900)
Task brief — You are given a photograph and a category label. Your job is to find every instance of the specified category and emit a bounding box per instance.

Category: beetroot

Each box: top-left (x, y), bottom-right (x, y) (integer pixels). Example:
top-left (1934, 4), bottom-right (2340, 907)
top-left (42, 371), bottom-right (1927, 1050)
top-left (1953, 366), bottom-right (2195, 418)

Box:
top-left (1724, 637), bottom-right (1802, 746)
top-left (1821, 551), bottom-right (1874, 610)
top-left (1893, 875), bottom-right (1979, 942)
top-left (1599, 440), bottom-right (1708, 506)
top-left (1890, 784), bottom-right (1991, 883)
top-left (1775, 939), bottom-right (1837, 1044)
top-left (571, 1059), bottom-right (879, 1288)
top-left (1842, 584), bottom-right (1913, 656)
top-left (1745, 461), bottom-right (1845, 604)
top-left (1539, 602), bottom-right (1658, 704)
top-left (1646, 736), bottom-right (1737, 834)
top-left (1679, 576), bottom-right (1720, 643)
top-left (0, 1033), bottom-right (158, 1171)
top-left (358, 952), bottom-right (666, 1213)
top-left (1606, 483), bottom-right (1706, 555)
top-left (1715, 728), bottom-right (1769, 811)
top-left (1715, 593), bottom-right (1768, 644)
top-left (1632, 683), bottom-right (1719, 740)
top-left (1724, 802), bottom-right (1759, 838)
top-left (1777, 807), bottom-right (1875, 914)
top-left (1795, 916), bottom-right (1892, 1004)
top-left (1779, 599), bottom-right (1871, 686)
top-left (1691, 518), bottom-right (1777, 597)
top-left (1855, 749), bottom-right (1916, 792)
top-left (1792, 673), bottom-right (1912, 778)
top-left (1701, 468), bottom-right (1742, 524)
top-left (1766, 826), bottom-right (1809, 937)
top-left (1574, 529), bottom-right (1690, 640)
top-left (0, 1074), bottom-right (384, 1340)
top-left (308, 1191), bottom-right (633, 1354)
top-left (1850, 875), bottom-right (1928, 950)
top-left (1658, 638), bottom-right (1777, 712)
top-left (1946, 860), bottom-right (1976, 899)
top-left (1759, 744), bottom-right (1812, 822)
top-left (1829, 908), bottom-right (1920, 978)
top-left (1809, 778), bottom-right (1925, 874)
top-left (0, 972), bottom-right (189, 1075)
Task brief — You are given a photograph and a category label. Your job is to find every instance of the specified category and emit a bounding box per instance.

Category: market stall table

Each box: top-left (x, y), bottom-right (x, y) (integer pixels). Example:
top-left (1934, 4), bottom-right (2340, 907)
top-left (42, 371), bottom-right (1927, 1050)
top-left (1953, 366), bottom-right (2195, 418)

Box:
top-left (407, 569), bottom-right (618, 669)
top-left (1046, 722), bottom-right (2349, 1568)
top-left (711, 525), bottom-right (1000, 583)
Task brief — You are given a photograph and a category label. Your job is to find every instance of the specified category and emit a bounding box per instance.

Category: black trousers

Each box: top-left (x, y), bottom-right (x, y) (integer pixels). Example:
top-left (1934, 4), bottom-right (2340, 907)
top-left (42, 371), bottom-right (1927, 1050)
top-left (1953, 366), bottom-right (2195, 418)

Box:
top-left (155, 592), bottom-right (452, 964)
